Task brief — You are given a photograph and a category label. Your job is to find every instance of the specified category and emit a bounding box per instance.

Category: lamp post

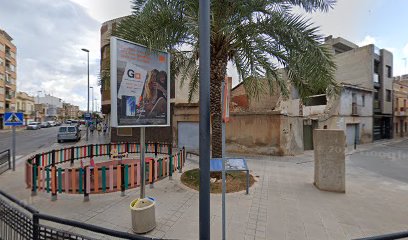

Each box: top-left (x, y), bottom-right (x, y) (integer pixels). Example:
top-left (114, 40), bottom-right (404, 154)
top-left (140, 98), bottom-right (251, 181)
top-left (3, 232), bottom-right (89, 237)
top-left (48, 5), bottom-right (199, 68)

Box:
top-left (81, 48), bottom-right (89, 141)
top-left (90, 86), bottom-right (94, 113)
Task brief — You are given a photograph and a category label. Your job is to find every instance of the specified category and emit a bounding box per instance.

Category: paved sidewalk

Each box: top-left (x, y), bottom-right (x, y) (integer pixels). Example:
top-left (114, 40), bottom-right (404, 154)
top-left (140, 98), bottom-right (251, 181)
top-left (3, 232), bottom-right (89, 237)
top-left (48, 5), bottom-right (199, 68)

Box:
top-left (1, 141), bottom-right (408, 239)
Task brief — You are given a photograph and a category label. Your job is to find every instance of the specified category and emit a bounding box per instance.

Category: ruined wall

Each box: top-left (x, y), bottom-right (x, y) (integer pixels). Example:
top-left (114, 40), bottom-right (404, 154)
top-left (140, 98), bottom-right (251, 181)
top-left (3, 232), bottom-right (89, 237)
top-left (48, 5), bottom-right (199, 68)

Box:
top-left (226, 112), bottom-right (303, 155)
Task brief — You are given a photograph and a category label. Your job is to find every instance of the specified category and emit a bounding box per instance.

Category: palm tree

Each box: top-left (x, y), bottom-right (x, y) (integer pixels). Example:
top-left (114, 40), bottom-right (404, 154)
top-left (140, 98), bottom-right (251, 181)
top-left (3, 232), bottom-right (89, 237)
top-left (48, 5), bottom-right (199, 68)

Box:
top-left (114, 0), bottom-right (338, 158)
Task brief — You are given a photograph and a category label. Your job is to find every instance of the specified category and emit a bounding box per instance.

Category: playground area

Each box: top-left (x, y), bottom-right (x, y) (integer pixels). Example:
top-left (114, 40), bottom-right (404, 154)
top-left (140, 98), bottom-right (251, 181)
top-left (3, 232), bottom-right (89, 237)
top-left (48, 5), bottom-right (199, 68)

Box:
top-left (25, 142), bottom-right (185, 198)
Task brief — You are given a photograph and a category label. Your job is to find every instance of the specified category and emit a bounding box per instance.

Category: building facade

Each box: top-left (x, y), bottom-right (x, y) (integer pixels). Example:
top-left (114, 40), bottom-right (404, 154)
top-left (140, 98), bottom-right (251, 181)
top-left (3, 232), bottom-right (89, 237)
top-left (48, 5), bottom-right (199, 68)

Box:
top-left (393, 75), bottom-right (408, 138)
top-left (36, 94), bottom-right (63, 121)
top-left (0, 29), bottom-right (17, 129)
top-left (63, 103), bottom-right (79, 120)
top-left (325, 36), bottom-right (393, 140)
top-left (16, 92), bottom-right (35, 124)
top-left (303, 84), bottom-right (373, 150)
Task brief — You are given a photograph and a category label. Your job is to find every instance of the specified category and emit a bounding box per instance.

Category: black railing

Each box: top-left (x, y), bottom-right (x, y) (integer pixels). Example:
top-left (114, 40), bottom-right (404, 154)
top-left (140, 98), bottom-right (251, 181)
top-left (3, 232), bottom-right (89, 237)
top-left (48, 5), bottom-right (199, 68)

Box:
top-left (353, 232), bottom-right (408, 240)
top-left (0, 190), bottom-right (158, 240)
top-left (0, 149), bottom-right (11, 174)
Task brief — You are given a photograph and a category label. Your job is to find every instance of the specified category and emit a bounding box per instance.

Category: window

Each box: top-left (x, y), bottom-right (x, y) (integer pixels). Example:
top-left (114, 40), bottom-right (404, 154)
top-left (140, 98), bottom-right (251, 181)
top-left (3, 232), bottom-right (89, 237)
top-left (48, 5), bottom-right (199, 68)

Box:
top-left (362, 94), bottom-right (365, 107)
top-left (386, 65), bottom-right (392, 78)
top-left (386, 90), bottom-right (391, 102)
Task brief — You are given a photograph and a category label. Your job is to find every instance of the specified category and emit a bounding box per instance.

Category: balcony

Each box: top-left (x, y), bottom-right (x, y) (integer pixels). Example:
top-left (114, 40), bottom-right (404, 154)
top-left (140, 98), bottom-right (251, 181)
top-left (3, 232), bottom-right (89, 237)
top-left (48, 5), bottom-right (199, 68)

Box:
top-left (373, 100), bottom-right (381, 112)
top-left (351, 103), bottom-right (361, 116)
top-left (373, 73), bottom-right (379, 86)
top-left (5, 51), bottom-right (12, 60)
top-left (5, 94), bottom-right (13, 101)
top-left (395, 107), bottom-right (408, 116)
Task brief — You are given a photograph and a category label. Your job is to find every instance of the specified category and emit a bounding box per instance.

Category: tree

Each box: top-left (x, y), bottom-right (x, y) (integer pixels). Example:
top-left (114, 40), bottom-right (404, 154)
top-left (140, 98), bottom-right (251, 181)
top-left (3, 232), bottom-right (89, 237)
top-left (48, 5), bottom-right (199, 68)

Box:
top-left (114, 0), bottom-right (338, 158)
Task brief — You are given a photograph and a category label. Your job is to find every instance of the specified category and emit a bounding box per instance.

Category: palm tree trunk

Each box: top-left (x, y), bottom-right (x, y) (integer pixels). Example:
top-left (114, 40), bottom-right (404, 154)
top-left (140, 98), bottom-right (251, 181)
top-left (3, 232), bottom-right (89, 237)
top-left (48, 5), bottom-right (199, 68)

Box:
top-left (210, 50), bottom-right (228, 158)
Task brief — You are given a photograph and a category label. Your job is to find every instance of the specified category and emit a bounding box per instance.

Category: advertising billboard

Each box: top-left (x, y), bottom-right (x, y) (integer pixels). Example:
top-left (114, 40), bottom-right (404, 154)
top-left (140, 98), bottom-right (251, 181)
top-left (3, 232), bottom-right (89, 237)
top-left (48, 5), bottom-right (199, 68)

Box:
top-left (110, 37), bottom-right (170, 127)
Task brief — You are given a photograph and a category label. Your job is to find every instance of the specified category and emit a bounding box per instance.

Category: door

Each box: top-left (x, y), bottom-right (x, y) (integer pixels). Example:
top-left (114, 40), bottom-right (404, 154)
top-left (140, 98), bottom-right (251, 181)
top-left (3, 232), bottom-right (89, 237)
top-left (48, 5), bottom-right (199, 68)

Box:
top-left (303, 125), bottom-right (313, 150)
top-left (303, 120), bottom-right (318, 150)
top-left (178, 122), bottom-right (199, 153)
top-left (346, 124), bottom-right (358, 148)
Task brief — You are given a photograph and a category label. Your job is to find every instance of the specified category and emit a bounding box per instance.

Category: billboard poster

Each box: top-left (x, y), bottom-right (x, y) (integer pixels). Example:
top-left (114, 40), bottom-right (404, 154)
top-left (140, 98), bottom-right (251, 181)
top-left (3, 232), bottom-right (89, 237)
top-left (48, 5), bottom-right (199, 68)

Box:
top-left (110, 37), bottom-right (170, 127)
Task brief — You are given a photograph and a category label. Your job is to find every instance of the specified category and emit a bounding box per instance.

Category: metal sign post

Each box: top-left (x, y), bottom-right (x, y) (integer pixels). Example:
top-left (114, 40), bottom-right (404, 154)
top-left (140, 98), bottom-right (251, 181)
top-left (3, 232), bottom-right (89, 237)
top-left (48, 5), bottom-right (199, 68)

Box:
top-left (12, 126), bottom-right (16, 171)
top-left (4, 112), bottom-right (24, 171)
top-left (140, 127), bottom-right (146, 199)
top-left (221, 80), bottom-right (226, 240)
top-left (199, 0), bottom-right (211, 238)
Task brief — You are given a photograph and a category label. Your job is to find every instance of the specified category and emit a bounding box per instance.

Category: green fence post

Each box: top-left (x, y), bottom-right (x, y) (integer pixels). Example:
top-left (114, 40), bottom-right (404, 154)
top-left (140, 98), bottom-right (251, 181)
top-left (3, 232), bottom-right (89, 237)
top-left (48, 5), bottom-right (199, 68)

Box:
top-left (102, 166), bottom-right (106, 192)
top-left (58, 168), bottom-right (62, 193)
top-left (32, 165), bottom-right (37, 195)
top-left (46, 168), bottom-right (50, 193)
top-left (169, 155), bottom-right (173, 178)
top-left (124, 164), bottom-right (129, 189)
top-left (79, 168), bottom-right (83, 194)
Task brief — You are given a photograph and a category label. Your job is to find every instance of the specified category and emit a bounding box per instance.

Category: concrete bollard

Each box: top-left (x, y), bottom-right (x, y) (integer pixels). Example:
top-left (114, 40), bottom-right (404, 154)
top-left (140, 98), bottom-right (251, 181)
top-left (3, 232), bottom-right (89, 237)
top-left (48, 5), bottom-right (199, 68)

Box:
top-left (313, 129), bottom-right (346, 193)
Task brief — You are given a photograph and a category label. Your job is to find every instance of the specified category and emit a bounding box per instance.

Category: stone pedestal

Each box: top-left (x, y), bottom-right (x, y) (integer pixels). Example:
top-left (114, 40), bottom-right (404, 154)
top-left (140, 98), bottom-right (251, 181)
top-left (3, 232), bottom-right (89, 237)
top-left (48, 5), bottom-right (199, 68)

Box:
top-left (313, 129), bottom-right (345, 193)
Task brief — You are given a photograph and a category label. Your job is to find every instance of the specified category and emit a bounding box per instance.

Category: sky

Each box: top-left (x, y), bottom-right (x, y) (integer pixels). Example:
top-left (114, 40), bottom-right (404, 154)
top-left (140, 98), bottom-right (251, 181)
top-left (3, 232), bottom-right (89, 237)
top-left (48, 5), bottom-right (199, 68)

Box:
top-left (0, 0), bottom-right (407, 110)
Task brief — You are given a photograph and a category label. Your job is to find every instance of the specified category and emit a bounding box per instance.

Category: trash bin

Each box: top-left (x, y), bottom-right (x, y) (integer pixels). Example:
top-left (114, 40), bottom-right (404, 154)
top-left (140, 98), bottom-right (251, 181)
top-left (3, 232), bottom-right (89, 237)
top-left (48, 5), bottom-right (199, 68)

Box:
top-left (130, 197), bottom-right (156, 233)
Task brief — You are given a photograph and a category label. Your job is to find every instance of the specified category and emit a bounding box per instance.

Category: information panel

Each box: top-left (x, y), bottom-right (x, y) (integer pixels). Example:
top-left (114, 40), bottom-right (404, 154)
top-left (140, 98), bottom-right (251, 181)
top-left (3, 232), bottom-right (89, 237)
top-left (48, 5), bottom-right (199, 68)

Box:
top-left (110, 37), bottom-right (170, 127)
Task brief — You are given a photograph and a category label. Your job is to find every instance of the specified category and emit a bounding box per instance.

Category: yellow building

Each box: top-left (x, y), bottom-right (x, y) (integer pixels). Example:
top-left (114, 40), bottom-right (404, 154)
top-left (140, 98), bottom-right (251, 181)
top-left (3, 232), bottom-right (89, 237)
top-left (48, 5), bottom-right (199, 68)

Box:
top-left (16, 92), bottom-right (35, 125)
top-left (393, 75), bottom-right (408, 138)
top-left (0, 29), bottom-right (17, 129)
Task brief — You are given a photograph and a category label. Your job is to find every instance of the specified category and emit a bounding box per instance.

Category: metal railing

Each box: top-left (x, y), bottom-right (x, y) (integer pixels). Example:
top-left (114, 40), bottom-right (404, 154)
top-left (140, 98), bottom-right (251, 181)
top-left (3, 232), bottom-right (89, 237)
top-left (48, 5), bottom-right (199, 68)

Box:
top-left (0, 149), bottom-right (11, 174)
top-left (0, 190), bottom-right (157, 240)
top-left (353, 231), bottom-right (408, 240)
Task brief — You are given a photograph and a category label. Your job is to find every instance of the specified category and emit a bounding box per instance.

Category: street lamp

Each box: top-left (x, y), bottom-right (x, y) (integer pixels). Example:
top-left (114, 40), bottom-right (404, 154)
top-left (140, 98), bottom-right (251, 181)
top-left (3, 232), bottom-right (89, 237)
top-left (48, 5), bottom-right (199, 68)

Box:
top-left (90, 86), bottom-right (94, 113)
top-left (82, 48), bottom-right (89, 141)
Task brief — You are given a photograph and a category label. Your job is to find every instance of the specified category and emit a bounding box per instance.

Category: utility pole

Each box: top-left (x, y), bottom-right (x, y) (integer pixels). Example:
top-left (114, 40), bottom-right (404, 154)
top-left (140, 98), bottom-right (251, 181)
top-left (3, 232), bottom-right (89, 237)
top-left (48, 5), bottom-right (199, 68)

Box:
top-left (81, 48), bottom-right (90, 141)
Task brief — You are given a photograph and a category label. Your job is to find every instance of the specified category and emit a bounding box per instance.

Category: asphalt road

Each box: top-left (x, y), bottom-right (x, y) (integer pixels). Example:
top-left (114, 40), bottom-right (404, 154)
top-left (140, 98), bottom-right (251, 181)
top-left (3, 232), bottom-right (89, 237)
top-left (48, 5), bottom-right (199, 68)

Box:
top-left (0, 126), bottom-right (84, 159)
top-left (350, 139), bottom-right (408, 184)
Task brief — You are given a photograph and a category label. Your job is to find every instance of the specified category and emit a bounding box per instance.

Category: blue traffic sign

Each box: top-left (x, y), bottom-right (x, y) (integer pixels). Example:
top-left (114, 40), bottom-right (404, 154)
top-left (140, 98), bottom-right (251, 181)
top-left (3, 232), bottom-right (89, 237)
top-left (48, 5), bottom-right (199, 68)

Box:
top-left (4, 112), bottom-right (24, 126)
top-left (84, 113), bottom-right (91, 120)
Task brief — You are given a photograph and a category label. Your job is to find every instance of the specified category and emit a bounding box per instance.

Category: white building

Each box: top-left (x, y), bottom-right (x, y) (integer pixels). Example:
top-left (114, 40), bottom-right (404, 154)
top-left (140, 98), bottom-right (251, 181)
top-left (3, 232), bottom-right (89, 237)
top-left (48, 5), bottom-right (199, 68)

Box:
top-left (36, 94), bottom-right (63, 120)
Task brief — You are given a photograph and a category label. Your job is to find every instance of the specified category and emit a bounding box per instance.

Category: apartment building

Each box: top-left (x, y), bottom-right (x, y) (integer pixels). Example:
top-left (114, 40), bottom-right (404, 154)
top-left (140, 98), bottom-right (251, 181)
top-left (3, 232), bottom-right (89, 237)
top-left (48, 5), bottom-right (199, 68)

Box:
top-left (324, 36), bottom-right (393, 141)
top-left (0, 29), bottom-right (17, 129)
top-left (36, 94), bottom-right (63, 121)
top-left (63, 103), bottom-right (79, 119)
top-left (393, 74), bottom-right (408, 138)
top-left (16, 92), bottom-right (35, 124)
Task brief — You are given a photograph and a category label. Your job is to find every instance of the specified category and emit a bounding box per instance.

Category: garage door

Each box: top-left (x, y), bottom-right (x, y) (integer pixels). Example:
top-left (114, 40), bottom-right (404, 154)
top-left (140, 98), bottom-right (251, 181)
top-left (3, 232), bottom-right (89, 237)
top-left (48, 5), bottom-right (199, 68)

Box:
top-left (178, 122), bottom-right (199, 153)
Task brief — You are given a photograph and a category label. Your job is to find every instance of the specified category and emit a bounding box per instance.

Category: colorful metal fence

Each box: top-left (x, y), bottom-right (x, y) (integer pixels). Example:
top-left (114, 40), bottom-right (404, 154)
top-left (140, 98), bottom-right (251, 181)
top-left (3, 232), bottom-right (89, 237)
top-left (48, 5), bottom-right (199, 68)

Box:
top-left (26, 143), bottom-right (186, 200)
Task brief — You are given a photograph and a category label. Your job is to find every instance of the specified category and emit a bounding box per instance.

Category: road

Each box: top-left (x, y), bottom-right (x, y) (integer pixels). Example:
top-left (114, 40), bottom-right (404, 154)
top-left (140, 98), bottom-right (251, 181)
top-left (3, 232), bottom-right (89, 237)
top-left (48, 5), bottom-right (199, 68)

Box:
top-left (0, 126), bottom-right (84, 159)
top-left (350, 139), bottom-right (408, 184)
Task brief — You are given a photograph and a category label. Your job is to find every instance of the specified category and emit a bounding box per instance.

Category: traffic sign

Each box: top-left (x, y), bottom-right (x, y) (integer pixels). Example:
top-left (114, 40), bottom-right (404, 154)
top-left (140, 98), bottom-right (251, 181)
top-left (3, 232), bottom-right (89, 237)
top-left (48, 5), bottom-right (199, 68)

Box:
top-left (84, 113), bottom-right (91, 120)
top-left (4, 112), bottom-right (24, 126)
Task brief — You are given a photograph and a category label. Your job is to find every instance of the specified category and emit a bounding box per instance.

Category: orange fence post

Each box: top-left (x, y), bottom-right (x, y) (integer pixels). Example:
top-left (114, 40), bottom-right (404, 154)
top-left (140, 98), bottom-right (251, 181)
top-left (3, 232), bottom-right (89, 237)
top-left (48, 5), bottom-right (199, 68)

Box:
top-left (72, 169), bottom-right (76, 194)
top-left (65, 169), bottom-right (69, 193)
top-left (117, 165), bottom-right (121, 191)
top-left (130, 164), bottom-right (135, 188)
top-left (149, 160), bottom-right (153, 185)
top-left (94, 167), bottom-right (99, 193)
top-left (51, 167), bottom-right (57, 200)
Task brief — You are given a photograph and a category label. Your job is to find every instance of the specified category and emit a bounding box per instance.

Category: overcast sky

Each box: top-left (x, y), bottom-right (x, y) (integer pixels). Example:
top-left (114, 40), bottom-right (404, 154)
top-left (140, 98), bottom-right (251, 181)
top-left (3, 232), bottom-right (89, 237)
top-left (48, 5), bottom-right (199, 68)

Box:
top-left (0, 0), bottom-right (407, 110)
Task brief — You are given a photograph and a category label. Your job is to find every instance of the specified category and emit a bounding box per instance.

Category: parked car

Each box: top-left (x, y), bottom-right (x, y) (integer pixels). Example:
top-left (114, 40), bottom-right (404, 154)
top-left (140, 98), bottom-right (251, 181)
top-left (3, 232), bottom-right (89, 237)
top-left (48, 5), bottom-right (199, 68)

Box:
top-left (57, 126), bottom-right (81, 143)
top-left (47, 121), bottom-right (57, 127)
top-left (40, 122), bottom-right (51, 128)
top-left (65, 120), bottom-right (72, 124)
top-left (26, 122), bottom-right (41, 130)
